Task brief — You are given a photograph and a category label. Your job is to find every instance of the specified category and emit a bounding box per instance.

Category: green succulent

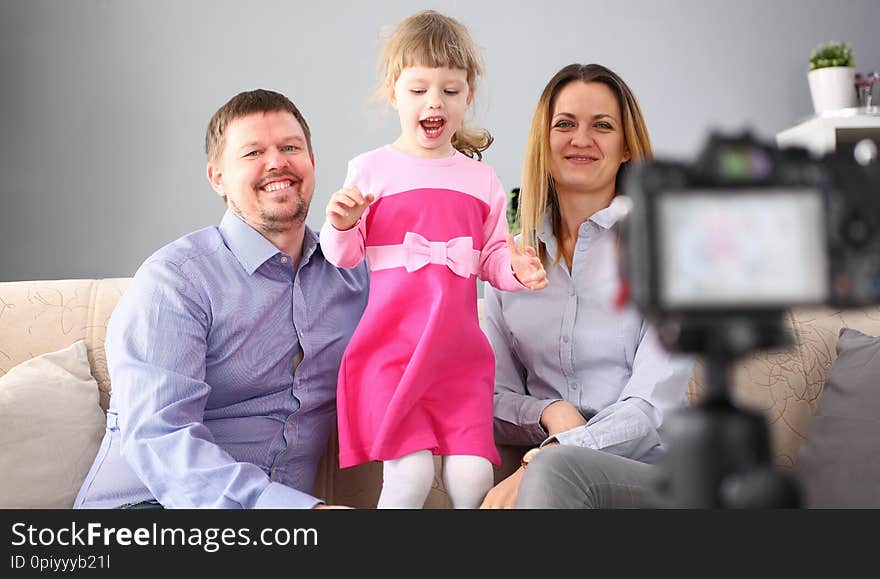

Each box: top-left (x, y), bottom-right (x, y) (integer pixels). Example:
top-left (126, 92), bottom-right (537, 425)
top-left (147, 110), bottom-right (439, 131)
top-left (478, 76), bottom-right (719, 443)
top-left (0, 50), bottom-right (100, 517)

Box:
top-left (809, 42), bottom-right (855, 71)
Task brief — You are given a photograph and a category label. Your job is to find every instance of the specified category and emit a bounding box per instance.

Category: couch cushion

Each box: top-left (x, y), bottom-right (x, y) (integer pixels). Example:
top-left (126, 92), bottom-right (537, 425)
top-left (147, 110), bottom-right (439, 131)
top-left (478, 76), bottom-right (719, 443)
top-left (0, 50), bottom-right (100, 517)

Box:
top-left (794, 328), bottom-right (880, 507)
top-left (0, 278), bottom-right (130, 410)
top-left (0, 340), bottom-right (106, 508)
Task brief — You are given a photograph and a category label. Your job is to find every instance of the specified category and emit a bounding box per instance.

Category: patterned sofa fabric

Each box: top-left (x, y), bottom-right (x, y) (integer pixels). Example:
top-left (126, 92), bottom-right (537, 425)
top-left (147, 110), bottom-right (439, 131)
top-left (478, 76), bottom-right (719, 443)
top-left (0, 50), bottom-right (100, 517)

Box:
top-left (687, 307), bottom-right (880, 468)
top-left (0, 278), bottom-right (129, 411)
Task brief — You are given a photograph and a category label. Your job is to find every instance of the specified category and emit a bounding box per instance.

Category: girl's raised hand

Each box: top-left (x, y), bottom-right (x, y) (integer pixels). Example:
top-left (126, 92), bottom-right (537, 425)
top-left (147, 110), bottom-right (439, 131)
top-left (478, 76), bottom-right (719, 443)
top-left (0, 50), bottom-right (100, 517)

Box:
top-left (507, 234), bottom-right (548, 291)
top-left (325, 186), bottom-right (375, 231)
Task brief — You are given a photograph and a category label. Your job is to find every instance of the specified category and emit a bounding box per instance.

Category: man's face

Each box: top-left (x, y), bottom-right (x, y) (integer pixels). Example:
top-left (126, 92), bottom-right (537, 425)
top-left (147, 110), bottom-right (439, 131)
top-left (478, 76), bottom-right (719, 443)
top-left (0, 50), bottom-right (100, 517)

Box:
top-left (208, 110), bottom-right (315, 235)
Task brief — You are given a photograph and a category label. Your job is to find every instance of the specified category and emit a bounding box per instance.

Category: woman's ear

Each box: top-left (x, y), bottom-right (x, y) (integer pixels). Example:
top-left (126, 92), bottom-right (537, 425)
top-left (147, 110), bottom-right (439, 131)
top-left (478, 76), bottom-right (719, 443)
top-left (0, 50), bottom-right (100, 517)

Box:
top-left (622, 148), bottom-right (632, 163)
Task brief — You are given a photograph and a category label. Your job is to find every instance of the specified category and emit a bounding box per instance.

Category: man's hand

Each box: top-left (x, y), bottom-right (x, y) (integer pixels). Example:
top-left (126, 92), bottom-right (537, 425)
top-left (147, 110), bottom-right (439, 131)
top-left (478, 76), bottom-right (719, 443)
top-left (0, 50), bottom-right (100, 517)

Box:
top-left (540, 400), bottom-right (588, 435)
top-left (507, 234), bottom-right (548, 291)
top-left (480, 468), bottom-right (525, 509)
top-left (325, 186), bottom-right (374, 231)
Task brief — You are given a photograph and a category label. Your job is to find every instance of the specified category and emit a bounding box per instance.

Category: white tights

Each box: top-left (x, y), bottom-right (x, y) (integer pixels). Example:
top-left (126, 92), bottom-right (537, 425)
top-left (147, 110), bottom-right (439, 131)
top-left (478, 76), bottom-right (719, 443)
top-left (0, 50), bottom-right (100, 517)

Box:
top-left (376, 450), bottom-right (494, 509)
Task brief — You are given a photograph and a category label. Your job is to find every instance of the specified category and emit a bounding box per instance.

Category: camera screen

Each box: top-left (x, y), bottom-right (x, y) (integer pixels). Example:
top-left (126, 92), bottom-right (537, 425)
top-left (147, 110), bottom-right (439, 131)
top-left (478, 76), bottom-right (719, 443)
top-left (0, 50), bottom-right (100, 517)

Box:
top-left (657, 189), bottom-right (829, 308)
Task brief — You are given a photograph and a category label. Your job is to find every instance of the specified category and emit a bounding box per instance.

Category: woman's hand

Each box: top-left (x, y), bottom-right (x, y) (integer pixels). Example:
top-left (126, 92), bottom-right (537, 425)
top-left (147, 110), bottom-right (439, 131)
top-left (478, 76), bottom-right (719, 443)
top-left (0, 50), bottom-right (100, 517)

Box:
top-left (325, 186), bottom-right (374, 231)
top-left (480, 468), bottom-right (525, 509)
top-left (507, 234), bottom-right (548, 291)
top-left (540, 400), bottom-right (588, 435)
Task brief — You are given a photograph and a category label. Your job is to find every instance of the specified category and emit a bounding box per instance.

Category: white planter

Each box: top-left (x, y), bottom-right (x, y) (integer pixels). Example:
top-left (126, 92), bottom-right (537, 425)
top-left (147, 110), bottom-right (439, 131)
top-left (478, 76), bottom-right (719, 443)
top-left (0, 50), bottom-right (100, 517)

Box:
top-left (808, 66), bottom-right (856, 114)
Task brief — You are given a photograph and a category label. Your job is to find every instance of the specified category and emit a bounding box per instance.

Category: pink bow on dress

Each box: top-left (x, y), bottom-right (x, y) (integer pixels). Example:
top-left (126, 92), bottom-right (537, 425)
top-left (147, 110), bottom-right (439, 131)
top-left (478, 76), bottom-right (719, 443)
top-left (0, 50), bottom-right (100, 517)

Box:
top-left (402, 232), bottom-right (476, 278)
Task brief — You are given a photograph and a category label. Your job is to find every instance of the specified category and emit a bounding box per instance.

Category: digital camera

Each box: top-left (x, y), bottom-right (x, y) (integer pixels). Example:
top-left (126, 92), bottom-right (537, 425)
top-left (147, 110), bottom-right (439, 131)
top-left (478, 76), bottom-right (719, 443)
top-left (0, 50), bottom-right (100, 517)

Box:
top-left (618, 131), bottom-right (880, 320)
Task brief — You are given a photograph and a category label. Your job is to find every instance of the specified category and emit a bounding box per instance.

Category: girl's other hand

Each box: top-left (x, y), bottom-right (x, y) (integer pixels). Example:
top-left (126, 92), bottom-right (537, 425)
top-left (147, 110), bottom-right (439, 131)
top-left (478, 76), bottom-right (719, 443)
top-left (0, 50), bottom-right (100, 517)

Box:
top-left (507, 234), bottom-right (548, 291)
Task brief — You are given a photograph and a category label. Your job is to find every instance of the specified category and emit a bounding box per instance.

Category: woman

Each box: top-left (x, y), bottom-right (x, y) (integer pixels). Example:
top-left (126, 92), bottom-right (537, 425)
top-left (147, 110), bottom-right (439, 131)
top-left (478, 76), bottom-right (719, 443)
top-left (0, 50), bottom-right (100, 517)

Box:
top-left (480, 64), bottom-right (695, 508)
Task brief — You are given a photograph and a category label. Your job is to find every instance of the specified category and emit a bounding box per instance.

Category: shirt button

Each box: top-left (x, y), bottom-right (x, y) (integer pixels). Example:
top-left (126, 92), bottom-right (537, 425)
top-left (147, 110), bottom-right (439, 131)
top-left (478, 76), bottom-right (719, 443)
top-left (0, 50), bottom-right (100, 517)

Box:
top-left (563, 335), bottom-right (569, 343)
top-left (280, 256), bottom-right (288, 264)
top-left (571, 382), bottom-right (579, 390)
top-left (286, 420), bottom-right (293, 430)
top-left (271, 467), bottom-right (277, 477)
top-left (299, 330), bottom-right (304, 338)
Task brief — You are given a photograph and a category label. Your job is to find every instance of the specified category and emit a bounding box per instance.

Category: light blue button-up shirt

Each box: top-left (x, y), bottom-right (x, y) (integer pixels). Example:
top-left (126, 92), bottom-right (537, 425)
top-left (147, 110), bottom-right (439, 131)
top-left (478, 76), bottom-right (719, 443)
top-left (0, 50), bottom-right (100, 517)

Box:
top-left (74, 211), bottom-right (368, 508)
top-left (484, 207), bottom-right (694, 464)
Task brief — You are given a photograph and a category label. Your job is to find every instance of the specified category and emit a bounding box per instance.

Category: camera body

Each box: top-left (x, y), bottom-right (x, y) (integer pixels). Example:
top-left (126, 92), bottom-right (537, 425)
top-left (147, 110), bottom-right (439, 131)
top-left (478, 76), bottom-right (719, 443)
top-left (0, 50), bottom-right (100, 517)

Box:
top-left (619, 131), bottom-right (880, 326)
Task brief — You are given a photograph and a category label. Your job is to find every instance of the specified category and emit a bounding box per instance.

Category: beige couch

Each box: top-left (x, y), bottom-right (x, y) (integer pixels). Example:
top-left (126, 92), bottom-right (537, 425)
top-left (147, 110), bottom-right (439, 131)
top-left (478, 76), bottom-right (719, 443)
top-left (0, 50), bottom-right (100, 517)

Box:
top-left (2, 277), bottom-right (880, 508)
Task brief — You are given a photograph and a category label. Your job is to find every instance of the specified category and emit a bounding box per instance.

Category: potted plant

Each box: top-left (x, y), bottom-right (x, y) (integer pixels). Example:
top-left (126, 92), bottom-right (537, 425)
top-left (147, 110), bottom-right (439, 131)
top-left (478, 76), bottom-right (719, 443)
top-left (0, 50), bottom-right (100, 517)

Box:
top-left (807, 42), bottom-right (857, 114)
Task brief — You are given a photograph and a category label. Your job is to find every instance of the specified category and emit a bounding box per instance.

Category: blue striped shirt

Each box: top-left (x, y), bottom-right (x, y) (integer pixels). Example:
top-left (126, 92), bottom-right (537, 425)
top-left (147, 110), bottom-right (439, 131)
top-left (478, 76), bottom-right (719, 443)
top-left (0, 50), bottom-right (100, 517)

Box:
top-left (74, 210), bottom-right (368, 508)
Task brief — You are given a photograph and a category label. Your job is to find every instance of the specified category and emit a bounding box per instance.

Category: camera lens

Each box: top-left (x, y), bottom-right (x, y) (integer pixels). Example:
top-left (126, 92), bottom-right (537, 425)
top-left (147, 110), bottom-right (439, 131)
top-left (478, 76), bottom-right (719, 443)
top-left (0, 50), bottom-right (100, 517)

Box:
top-left (842, 213), bottom-right (872, 248)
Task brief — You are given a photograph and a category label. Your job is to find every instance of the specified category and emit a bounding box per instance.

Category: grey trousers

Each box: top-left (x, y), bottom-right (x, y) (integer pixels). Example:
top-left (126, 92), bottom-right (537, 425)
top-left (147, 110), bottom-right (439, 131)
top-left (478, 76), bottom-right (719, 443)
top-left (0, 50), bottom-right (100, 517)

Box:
top-left (515, 446), bottom-right (659, 509)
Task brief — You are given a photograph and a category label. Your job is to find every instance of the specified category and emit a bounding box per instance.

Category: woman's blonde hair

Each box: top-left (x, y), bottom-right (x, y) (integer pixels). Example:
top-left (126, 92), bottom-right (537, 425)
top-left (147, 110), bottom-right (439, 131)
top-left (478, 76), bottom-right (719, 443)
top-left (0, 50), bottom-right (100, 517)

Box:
top-left (378, 10), bottom-right (493, 160)
top-left (518, 63), bottom-right (652, 263)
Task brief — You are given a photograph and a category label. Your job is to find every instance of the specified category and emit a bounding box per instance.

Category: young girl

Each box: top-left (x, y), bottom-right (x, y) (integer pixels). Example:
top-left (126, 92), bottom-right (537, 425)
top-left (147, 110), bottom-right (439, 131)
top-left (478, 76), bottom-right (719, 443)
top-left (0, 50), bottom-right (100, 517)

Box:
top-left (320, 10), bottom-right (547, 509)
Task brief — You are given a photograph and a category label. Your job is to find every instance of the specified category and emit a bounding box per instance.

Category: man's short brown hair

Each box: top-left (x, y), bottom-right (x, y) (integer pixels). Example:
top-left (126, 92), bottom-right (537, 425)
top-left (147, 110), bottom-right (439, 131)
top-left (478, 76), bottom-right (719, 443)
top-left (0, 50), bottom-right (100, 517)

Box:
top-left (205, 89), bottom-right (313, 163)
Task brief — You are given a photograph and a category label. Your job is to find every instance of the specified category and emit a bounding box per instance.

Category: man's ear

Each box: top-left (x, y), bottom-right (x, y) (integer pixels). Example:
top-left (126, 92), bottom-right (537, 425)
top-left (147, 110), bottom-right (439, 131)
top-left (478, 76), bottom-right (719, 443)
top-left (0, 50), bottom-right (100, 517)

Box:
top-left (207, 162), bottom-right (224, 198)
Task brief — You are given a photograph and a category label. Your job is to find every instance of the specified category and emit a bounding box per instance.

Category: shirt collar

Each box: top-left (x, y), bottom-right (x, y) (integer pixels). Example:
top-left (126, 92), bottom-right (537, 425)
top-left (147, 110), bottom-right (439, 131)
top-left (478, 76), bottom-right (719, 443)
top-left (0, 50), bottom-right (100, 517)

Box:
top-left (537, 212), bottom-right (556, 255)
top-left (301, 225), bottom-right (319, 266)
top-left (536, 203), bottom-right (622, 247)
top-left (219, 210), bottom-right (284, 275)
top-left (589, 204), bottom-right (622, 230)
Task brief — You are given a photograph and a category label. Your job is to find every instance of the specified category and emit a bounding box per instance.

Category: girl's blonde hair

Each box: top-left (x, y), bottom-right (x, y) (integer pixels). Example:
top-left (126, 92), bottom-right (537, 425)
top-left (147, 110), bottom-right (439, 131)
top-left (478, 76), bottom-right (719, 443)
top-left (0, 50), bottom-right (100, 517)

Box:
top-left (518, 63), bottom-right (653, 263)
top-left (379, 10), bottom-right (493, 160)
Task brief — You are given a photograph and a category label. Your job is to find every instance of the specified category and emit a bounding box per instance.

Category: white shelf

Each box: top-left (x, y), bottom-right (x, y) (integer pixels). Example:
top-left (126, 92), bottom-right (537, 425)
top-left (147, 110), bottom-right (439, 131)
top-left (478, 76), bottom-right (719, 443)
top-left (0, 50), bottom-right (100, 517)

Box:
top-left (776, 107), bottom-right (880, 156)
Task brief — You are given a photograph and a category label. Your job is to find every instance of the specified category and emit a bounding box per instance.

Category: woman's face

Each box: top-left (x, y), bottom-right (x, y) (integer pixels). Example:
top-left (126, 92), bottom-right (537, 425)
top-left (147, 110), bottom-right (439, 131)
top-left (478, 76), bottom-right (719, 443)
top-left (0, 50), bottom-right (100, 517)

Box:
top-left (548, 81), bottom-right (630, 197)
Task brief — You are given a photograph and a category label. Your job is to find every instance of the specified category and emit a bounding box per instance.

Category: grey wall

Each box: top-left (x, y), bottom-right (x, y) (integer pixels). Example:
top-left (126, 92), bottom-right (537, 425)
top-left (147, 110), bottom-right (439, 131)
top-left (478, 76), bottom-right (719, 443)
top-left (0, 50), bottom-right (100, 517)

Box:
top-left (1, 0), bottom-right (878, 281)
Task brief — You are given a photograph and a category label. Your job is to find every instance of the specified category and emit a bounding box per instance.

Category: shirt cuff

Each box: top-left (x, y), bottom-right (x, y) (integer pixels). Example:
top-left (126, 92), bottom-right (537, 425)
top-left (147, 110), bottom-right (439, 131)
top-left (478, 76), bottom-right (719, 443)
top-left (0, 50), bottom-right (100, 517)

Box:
top-left (551, 425), bottom-right (598, 449)
top-left (253, 481), bottom-right (322, 509)
top-left (324, 216), bottom-right (362, 234)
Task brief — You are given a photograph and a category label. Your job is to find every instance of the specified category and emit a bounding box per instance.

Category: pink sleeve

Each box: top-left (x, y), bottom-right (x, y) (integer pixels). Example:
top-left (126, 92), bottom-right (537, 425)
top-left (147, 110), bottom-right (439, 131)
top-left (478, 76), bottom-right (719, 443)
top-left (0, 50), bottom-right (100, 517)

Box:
top-left (478, 173), bottom-right (525, 292)
top-left (319, 159), bottom-right (371, 269)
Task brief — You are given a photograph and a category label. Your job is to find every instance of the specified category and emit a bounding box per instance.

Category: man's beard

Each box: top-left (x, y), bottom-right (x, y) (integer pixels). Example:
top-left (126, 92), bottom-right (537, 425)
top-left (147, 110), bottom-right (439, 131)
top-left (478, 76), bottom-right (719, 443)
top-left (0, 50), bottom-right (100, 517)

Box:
top-left (257, 193), bottom-right (308, 234)
top-left (229, 193), bottom-right (309, 235)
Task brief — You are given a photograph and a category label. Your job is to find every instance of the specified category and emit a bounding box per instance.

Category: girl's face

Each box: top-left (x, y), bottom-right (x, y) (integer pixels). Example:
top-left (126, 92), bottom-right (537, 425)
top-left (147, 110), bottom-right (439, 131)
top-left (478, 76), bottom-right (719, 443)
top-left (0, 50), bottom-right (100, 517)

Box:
top-left (391, 66), bottom-right (472, 158)
top-left (548, 81), bottom-right (630, 198)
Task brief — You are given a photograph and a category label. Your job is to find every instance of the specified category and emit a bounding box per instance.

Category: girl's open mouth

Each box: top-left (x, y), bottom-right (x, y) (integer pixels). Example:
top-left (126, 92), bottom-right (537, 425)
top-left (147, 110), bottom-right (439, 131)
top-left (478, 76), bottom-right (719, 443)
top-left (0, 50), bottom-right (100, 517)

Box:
top-left (420, 116), bottom-right (446, 138)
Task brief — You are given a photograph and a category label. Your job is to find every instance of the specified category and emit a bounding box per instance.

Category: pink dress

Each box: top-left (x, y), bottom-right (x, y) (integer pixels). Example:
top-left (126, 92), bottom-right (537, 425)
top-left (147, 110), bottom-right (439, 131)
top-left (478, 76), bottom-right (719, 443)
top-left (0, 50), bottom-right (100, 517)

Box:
top-left (320, 145), bottom-right (524, 468)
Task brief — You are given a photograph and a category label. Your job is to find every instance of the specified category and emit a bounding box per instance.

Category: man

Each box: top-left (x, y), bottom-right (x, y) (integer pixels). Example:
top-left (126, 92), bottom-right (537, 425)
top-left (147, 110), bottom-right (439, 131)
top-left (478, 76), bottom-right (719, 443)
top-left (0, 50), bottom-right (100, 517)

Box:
top-left (74, 89), bottom-right (368, 508)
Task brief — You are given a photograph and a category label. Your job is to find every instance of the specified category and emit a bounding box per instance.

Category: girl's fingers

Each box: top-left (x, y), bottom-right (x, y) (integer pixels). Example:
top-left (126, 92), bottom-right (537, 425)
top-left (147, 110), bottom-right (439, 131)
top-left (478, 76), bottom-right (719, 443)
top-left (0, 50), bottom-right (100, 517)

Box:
top-left (505, 234), bottom-right (519, 255)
